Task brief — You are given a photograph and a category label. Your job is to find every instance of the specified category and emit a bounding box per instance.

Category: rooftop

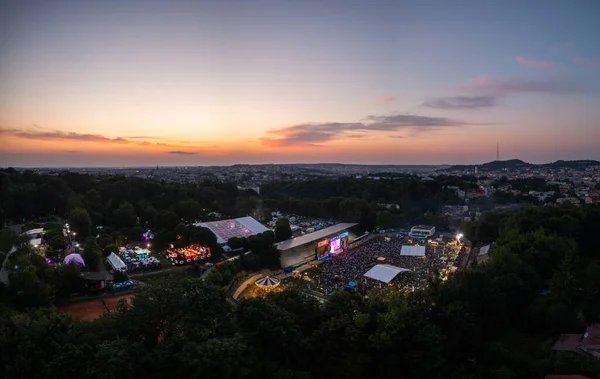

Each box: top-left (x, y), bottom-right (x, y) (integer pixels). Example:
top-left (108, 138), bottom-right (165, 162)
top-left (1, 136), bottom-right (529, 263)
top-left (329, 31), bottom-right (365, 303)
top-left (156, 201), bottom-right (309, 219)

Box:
top-left (411, 225), bottom-right (435, 230)
top-left (364, 264), bottom-right (410, 284)
top-left (275, 223), bottom-right (358, 251)
top-left (400, 245), bottom-right (426, 256)
top-left (552, 334), bottom-right (582, 351)
top-left (195, 216), bottom-right (270, 244)
top-left (581, 324), bottom-right (600, 350)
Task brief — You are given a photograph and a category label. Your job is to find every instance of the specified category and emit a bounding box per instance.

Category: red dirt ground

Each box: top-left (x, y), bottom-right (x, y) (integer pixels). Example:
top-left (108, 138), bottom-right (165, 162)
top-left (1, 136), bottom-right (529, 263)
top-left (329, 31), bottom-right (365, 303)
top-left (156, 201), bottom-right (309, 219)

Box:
top-left (59, 293), bottom-right (133, 321)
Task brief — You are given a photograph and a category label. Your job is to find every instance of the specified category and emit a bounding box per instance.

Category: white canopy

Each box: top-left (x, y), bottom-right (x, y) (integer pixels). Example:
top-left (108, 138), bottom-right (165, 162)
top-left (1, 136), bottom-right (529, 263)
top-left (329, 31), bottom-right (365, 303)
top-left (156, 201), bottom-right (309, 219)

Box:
top-left (29, 238), bottom-right (42, 247)
top-left (364, 264), bottom-right (410, 284)
top-left (479, 244), bottom-right (491, 256)
top-left (107, 253), bottom-right (127, 271)
top-left (25, 228), bottom-right (44, 236)
top-left (401, 245), bottom-right (426, 256)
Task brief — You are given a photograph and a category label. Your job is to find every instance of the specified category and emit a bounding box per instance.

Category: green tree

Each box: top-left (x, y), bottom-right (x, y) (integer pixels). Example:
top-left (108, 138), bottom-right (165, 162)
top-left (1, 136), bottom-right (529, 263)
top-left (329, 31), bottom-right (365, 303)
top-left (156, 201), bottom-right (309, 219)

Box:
top-left (68, 207), bottom-right (92, 239)
top-left (274, 217), bottom-right (292, 241)
top-left (549, 250), bottom-right (579, 306)
top-left (112, 202), bottom-right (137, 229)
top-left (97, 234), bottom-right (113, 249)
top-left (227, 237), bottom-right (244, 250)
top-left (102, 243), bottom-right (119, 258)
top-left (82, 236), bottom-right (101, 271)
top-left (582, 263), bottom-right (600, 323)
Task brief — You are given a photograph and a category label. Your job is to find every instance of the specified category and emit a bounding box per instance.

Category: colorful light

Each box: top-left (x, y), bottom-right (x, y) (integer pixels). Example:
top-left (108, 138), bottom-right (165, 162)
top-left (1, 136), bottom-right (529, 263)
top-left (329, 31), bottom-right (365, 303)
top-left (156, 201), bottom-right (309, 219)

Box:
top-left (142, 230), bottom-right (155, 241)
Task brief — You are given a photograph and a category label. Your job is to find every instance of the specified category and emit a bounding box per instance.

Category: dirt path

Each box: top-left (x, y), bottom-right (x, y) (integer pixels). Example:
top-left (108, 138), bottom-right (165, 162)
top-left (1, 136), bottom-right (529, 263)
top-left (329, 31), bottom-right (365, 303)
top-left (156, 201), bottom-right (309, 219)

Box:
top-left (59, 293), bottom-right (134, 321)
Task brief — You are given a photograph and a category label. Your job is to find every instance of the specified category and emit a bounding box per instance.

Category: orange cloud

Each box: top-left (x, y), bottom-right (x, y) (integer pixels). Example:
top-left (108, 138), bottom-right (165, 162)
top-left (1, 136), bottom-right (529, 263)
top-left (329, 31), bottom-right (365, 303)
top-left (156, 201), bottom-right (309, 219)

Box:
top-left (260, 114), bottom-right (471, 147)
top-left (0, 127), bottom-right (193, 151)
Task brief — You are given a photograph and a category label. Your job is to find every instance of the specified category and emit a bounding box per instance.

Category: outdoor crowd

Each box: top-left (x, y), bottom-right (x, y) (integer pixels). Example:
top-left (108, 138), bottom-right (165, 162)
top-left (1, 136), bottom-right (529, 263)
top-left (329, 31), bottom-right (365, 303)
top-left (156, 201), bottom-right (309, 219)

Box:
top-left (165, 244), bottom-right (211, 265)
top-left (315, 236), bottom-right (459, 295)
top-left (120, 247), bottom-right (161, 272)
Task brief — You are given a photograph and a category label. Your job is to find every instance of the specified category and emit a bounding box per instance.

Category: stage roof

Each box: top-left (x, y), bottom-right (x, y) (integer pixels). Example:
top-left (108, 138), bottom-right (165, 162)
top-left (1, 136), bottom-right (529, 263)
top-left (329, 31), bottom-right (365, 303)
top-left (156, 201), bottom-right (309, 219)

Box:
top-left (275, 223), bottom-right (358, 251)
top-left (195, 216), bottom-right (270, 244)
top-left (400, 245), bottom-right (426, 256)
top-left (364, 264), bottom-right (410, 284)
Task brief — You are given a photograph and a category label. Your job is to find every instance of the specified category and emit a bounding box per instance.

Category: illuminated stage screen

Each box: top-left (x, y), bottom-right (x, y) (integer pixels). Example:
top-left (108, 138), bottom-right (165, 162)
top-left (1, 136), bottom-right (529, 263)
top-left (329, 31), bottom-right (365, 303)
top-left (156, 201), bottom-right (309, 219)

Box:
top-left (316, 232), bottom-right (349, 260)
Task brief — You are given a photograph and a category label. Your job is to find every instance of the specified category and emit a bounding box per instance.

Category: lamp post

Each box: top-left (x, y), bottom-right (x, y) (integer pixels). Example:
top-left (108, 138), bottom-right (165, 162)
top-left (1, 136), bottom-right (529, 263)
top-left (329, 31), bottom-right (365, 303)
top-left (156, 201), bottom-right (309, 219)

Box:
top-left (456, 233), bottom-right (463, 250)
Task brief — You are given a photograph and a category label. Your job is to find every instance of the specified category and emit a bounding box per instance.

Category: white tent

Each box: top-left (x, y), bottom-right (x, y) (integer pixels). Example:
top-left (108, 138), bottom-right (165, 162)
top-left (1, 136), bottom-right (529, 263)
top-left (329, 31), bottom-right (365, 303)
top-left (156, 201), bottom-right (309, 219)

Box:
top-left (400, 245), bottom-right (426, 257)
top-left (107, 253), bottom-right (127, 272)
top-left (479, 244), bottom-right (491, 256)
top-left (29, 238), bottom-right (42, 247)
top-left (25, 228), bottom-right (44, 236)
top-left (364, 264), bottom-right (410, 284)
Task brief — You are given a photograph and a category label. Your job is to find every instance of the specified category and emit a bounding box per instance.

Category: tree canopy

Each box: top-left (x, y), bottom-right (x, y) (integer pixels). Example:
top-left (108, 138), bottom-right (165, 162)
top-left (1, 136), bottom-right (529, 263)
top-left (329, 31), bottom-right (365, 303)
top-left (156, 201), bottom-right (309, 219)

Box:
top-left (1, 204), bottom-right (600, 378)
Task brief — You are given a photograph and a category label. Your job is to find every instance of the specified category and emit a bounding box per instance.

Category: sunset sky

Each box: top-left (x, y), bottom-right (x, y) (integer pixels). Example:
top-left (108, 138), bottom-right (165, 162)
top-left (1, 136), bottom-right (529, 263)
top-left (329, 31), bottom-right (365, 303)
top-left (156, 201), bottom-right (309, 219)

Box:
top-left (1, 0), bottom-right (600, 167)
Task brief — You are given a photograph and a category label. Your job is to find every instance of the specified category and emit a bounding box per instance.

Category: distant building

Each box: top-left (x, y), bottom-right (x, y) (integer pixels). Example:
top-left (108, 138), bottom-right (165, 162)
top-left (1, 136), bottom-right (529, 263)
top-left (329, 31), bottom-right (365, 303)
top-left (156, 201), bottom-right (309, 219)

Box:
top-left (442, 205), bottom-right (468, 217)
top-left (409, 225), bottom-right (435, 239)
top-left (556, 197), bottom-right (581, 205)
top-left (466, 188), bottom-right (486, 199)
top-left (585, 191), bottom-right (600, 204)
top-left (553, 324), bottom-right (600, 359)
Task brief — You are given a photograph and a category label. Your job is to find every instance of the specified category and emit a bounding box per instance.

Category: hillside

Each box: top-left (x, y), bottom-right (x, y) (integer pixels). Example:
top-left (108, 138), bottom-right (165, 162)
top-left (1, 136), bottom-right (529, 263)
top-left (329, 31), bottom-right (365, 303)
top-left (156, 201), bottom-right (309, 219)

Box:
top-left (445, 159), bottom-right (532, 172)
top-left (542, 160), bottom-right (600, 169)
top-left (445, 159), bottom-right (600, 172)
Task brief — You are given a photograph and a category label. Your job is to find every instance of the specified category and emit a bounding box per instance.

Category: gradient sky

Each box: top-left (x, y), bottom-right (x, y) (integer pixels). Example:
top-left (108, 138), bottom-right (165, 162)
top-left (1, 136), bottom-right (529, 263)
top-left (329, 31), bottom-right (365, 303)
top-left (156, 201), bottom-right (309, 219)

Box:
top-left (1, 0), bottom-right (600, 167)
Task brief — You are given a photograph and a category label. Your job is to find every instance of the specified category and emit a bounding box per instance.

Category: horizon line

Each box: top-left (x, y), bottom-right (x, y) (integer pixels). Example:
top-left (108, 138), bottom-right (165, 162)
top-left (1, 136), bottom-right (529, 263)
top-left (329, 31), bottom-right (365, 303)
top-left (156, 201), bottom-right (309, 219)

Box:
top-left (2, 158), bottom-right (599, 170)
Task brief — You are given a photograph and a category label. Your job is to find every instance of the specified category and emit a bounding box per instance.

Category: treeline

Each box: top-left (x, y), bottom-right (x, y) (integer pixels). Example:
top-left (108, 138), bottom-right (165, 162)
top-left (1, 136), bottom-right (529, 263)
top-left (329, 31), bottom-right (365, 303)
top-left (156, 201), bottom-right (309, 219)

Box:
top-left (260, 175), bottom-right (473, 204)
top-left (260, 175), bottom-right (474, 230)
top-left (0, 169), bottom-right (262, 254)
top-left (0, 170), bottom-right (476, 240)
top-left (0, 169), bottom-right (243, 226)
top-left (2, 205), bottom-right (600, 378)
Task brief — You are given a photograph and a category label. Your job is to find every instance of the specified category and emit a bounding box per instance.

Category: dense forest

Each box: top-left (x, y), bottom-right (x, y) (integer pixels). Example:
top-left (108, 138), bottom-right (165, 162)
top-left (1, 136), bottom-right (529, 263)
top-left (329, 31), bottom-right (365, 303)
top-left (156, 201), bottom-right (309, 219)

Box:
top-left (0, 170), bottom-right (477, 241)
top-left (261, 175), bottom-right (477, 230)
top-left (2, 205), bottom-right (600, 378)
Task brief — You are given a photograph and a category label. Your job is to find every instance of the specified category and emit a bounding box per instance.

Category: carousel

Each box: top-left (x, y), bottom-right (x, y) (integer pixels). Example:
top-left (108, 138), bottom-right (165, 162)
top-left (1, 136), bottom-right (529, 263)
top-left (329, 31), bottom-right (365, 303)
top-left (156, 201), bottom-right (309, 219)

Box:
top-left (255, 276), bottom-right (281, 291)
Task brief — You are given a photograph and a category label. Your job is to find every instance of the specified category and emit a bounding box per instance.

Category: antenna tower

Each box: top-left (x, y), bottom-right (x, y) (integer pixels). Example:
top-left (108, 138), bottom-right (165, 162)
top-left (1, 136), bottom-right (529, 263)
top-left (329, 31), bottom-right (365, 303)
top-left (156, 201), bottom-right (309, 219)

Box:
top-left (496, 142), bottom-right (500, 161)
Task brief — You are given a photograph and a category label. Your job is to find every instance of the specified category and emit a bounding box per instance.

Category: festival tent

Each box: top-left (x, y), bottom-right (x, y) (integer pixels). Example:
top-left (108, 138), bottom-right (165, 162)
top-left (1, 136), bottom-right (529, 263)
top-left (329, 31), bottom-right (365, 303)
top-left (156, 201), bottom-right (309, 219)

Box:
top-left (400, 245), bottom-right (426, 257)
top-left (107, 253), bottom-right (127, 272)
top-left (479, 244), bottom-right (491, 256)
top-left (25, 228), bottom-right (44, 236)
top-left (364, 264), bottom-right (410, 284)
top-left (64, 253), bottom-right (85, 266)
top-left (255, 276), bottom-right (280, 288)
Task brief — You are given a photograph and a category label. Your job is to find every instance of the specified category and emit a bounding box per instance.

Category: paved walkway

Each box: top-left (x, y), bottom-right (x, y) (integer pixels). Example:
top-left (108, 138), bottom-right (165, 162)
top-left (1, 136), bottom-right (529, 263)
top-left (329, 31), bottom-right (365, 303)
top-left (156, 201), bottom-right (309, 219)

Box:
top-left (0, 245), bottom-right (17, 286)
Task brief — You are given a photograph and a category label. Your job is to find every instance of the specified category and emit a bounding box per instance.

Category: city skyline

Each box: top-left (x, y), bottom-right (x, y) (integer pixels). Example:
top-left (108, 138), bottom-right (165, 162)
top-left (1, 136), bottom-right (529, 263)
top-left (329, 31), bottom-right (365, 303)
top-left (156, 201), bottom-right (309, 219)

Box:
top-left (1, 0), bottom-right (600, 167)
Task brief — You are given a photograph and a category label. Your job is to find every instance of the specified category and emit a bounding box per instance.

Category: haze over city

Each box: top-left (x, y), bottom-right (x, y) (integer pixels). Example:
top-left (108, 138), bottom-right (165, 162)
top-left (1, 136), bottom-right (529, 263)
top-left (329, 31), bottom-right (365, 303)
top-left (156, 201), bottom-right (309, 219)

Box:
top-left (1, 0), bottom-right (600, 167)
